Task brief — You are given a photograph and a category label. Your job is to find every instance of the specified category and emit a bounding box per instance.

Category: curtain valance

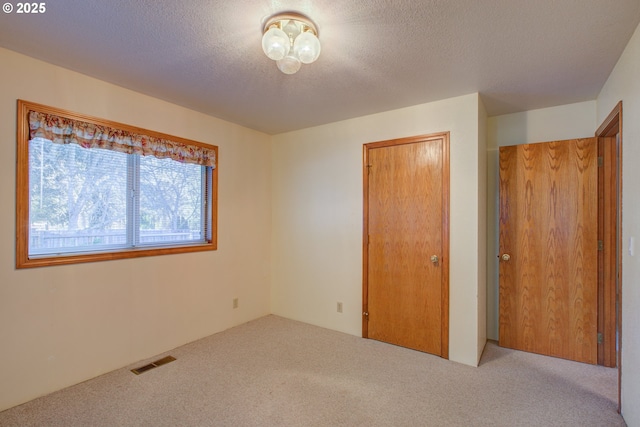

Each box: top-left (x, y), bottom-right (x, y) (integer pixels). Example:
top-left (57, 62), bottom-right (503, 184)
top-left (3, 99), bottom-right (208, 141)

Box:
top-left (28, 110), bottom-right (216, 168)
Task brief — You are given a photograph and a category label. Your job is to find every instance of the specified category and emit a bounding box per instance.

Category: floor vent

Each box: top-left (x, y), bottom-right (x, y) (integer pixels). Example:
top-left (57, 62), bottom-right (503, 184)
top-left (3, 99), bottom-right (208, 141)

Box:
top-left (131, 355), bottom-right (176, 375)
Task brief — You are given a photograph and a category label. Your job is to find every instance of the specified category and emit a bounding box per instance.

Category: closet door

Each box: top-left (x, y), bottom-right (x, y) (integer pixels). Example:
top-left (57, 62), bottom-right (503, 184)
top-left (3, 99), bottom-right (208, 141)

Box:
top-left (363, 133), bottom-right (449, 358)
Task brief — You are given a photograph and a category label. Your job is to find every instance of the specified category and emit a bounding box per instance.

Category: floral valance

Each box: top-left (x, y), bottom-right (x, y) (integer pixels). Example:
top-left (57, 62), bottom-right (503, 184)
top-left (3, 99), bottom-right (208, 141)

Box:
top-left (28, 110), bottom-right (216, 168)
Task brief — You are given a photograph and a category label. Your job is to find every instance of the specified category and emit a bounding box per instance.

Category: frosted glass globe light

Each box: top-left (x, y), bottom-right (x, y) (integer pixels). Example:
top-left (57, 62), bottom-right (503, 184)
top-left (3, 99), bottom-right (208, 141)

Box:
top-left (262, 26), bottom-right (290, 61)
top-left (277, 55), bottom-right (302, 74)
top-left (293, 31), bottom-right (321, 64)
top-left (262, 12), bottom-right (320, 74)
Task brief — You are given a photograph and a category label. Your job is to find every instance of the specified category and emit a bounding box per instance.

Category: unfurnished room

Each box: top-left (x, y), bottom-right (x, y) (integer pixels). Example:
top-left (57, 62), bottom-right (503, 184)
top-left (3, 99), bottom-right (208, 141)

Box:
top-left (1, 1), bottom-right (639, 426)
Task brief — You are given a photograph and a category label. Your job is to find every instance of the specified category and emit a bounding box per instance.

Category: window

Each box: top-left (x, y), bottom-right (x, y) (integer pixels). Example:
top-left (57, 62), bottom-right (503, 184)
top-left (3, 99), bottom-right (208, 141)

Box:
top-left (16, 100), bottom-right (218, 268)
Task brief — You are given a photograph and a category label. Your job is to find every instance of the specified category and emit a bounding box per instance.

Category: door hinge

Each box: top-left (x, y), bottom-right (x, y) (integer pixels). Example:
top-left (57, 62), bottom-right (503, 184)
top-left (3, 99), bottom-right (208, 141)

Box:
top-left (598, 240), bottom-right (604, 251)
top-left (598, 156), bottom-right (604, 167)
top-left (597, 332), bottom-right (603, 344)
top-left (363, 311), bottom-right (369, 317)
top-left (366, 164), bottom-right (373, 174)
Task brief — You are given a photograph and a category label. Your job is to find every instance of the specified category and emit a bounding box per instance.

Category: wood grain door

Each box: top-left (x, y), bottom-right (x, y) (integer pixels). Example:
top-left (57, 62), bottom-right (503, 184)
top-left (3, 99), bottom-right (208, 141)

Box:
top-left (498, 138), bottom-right (598, 364)
top-left (363, 133), bottom-right (449, 358)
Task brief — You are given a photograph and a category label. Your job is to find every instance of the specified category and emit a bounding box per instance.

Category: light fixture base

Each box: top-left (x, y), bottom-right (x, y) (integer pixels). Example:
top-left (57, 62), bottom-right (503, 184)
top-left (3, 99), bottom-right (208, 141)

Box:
top-left (263, 12), bottom-right (319, 37)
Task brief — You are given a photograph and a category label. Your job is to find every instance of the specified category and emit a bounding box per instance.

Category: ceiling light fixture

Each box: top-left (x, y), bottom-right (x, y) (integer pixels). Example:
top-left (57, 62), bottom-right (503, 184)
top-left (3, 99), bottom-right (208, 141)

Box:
top-left (262, 12), bottom-right (321, 75)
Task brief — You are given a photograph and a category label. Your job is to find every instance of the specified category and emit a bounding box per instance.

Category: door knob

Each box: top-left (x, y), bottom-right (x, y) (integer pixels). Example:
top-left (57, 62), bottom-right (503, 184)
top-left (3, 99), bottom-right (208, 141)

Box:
top-left (501, 253), bottom-right (511, 261)
top-left (430, 255), bottom-right (439, 264)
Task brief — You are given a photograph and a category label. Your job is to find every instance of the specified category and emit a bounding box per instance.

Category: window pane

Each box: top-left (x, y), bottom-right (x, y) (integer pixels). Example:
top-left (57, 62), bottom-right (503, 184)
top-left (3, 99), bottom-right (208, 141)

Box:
top-left (138, 156), bottom-right (204, 245)
top-left (18, 101), bottom-right (217, 268)
top-left (28, 139), bottom-right (128, 255)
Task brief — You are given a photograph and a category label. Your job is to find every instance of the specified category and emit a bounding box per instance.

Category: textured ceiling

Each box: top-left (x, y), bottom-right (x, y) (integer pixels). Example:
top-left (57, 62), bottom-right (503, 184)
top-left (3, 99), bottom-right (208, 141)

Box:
top-left (1, 1), bottom-right (639, 134)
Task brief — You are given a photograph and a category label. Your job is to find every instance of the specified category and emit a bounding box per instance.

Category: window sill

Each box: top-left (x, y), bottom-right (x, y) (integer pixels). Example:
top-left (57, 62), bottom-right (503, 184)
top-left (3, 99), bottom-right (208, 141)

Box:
top-left (16, 241), bottom-right (216, 269)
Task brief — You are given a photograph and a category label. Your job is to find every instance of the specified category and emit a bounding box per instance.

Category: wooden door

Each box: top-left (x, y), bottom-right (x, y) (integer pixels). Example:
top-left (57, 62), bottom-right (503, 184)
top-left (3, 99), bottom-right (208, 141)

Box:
top-left (499, 138), bottom-right (598, 364)
top-left (363, 133), bottom-right (449, 358)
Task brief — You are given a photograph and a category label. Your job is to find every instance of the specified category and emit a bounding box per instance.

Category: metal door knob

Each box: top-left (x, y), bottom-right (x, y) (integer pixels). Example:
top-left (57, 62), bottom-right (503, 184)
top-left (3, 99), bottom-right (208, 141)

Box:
top-left (430, 255), bottom-right (439, 264)
top-left (501, 253), bottom-right (511, 261)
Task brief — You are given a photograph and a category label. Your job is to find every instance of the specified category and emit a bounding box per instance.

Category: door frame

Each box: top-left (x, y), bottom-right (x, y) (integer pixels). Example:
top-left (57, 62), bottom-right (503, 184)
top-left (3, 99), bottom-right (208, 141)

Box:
top-left (595, 101), bottom-right (622, 411)
top-left (362, 132), bottom-right (450, 359)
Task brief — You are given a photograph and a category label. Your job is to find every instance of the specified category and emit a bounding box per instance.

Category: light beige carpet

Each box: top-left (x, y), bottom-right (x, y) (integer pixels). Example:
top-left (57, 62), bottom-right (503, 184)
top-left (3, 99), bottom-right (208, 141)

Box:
top-left (0, 315), bottom-right (624, 426)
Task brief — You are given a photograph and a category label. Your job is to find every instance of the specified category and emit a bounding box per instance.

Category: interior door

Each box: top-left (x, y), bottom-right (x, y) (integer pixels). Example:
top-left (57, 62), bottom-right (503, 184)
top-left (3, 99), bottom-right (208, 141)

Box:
top-left (363, 133), bottom-right (449, 358)
top-left (498, 138), bottom-right (598, 364)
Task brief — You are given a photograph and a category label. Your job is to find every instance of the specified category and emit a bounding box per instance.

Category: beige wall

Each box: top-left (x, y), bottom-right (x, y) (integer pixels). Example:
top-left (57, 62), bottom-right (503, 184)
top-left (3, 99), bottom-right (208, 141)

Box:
top-left (477, 98), bottom-right (488, 360)
top-left (0, 48), bottom-right (272, 411)
top-left (485, 101), bottom-right (597, 340)
top-left (597, 22), bottom-right (640, 427)
top-left (487, 101), bottom-right (598, 149)
top-left (271, 93), bottom-right (486, 367)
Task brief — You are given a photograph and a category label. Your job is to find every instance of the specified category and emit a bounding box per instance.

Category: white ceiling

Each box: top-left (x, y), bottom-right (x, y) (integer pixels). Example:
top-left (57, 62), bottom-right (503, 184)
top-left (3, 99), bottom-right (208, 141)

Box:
top-left (1, 1), bottom-right (639, 135)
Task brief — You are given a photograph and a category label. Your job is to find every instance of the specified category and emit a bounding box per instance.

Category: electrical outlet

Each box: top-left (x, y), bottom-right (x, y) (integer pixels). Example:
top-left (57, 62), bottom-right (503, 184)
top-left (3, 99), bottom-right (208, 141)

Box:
top-left (233, 298), bottom-right (239, 309)
top-left (337, 301), bottom-right (343, 313)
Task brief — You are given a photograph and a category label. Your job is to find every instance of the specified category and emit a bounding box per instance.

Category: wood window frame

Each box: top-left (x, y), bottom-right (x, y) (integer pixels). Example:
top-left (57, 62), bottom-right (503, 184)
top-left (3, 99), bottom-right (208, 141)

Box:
top-left (16, 100), bottom-right (218, 269)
